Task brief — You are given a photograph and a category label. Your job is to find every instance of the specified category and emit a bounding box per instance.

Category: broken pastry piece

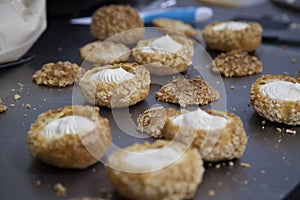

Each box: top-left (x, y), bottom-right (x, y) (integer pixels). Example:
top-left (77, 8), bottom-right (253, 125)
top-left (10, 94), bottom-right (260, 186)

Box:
top-left (27, 105), bottom-right (112, 169)
top-left (203, 21), bottom-right (262, 52)
top-left (0, 99), bottom-right (7, 113)
top-left (106, 140), bottom-right (204, 200)
top-left (136, 107), bottom-right (168, 138)
top-left (152, 18), bottom-right (201, 37)
top-left (156, 78), bottom-right (219, 107)
top-left (90, 5), bottom-right (144, 44)
top-left (250, 74), bottom-right (300, 125)
top-left (164, 108), bottom-right (248, 162)
top-left (80, 41), bottom-right (130, 65)
top-left (132, 34), bottom-right (194, 75)
top-left (212, 50), bottom-right (263, 77)
top-left (32, 61), bottom-right (85, 87)
top-left (79, 63), bottom-right (150, 108)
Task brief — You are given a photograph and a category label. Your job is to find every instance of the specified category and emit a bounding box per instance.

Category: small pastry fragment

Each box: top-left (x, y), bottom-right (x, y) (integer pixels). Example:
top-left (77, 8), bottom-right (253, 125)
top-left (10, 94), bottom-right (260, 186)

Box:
top-left (132, 34), bottom-right (194, 75)
top-left (0, 99), bottom-right (7, 113)
top-left (164, 108), bottom-right (248, 162)
top-left (32, 61), bottom-right (85, 87)
top-left (80, 41), bottom-right (130, 64)
top-left (152, 18), bottom-right (201, 37)
top-left (136, 107), bottom-right (168, 138)
top-left (203, 21), bottom-right (262, 52)
top-left (212, 50), bottom-right (263, 77)
top-left (250, 74), bottom-right (300, 125)
top-left (106, 140), bottom-right (204, 200)
top-left (79, 63), bottom-right (150, 108)
top-left (156, 78), bottom-right (219, 107)
top-left (90, 5), bottom-right (144, 44)
top-left (27, 105), bottom-right (112, 169)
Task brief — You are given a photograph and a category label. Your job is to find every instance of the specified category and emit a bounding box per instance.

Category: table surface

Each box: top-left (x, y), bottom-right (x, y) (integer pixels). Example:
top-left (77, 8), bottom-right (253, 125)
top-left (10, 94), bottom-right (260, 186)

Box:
top-left (0, 0), bottom-right (300, 200)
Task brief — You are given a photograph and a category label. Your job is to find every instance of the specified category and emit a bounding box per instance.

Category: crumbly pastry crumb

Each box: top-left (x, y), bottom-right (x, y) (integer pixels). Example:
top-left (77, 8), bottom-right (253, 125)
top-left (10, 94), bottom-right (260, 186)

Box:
top-left (208, 189), bottom-right (216, 197)
top-left (54, 183), bottom-right (66, 197)
top-left (0, 99), bottom-right (7, 113)
top-left (212, 50), bottom-right (263, 77)
top-left (152, 18), bottom-right (201, 36)
top-left (156, 78), bottom-right (220, 107)
top-left (14, 94), bottom-right (21, 101)
top-left (35, 180), bottom-right (41, 187)
top-left (32, 61), bottom-right (85, 87)
top-left (240, 162), bottom-right (251, 168)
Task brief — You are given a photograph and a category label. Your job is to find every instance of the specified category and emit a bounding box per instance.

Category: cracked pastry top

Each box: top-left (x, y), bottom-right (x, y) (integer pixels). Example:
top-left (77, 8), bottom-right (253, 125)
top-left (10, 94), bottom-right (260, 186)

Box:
top-left (90, 5), bottom-right (144, 44)
top-left (203, 21), bottom-right (262, 52)
top-left (132, 34), bottom-right (194, 75)
top-left (79, 63), bottom-right (151, 108)
top-left (212, 50), bottom-right (263, 77)
top-left (164, 108), bottom-right (248, 162)
top-left (106, 140), bottom-right (204, 200)
top-left (152, 18), bottom-right (201, 37)
top-left (250, 74), bottom-right (300, 125)
top-left (27, 105), bottom-right (112, 169)
top-left (80, 41), bottom-right (130, 65)
top-left (32, 61), bottom-right (85, 87)
top-left (156, 78), bottom-right (219, 107)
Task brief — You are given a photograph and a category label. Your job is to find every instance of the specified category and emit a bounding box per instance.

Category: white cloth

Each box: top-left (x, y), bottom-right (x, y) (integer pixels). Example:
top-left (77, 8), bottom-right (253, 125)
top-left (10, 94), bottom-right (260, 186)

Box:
top-left (0, 0), bottom-right (46, 64)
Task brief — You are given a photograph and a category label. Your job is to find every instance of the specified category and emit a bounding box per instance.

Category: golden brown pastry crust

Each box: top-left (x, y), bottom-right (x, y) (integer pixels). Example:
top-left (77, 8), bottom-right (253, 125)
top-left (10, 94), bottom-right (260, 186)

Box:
top-left (90, 5), bottom-right (144, 44)
top-left (156, 78), bottom-right (220, 107)
top-left (136, 107), bottom-right (167, 138)
top-left (79, 41), bottom-right (130, 64)
top-left (152, 18), bottom-right (201, 37)
top-left (212, 50), bottom-right (263, 77)
top-left (132, 35), bottom-right (194, 75)
top-left (79, 63), bottom-right (151, 108)
top-left (27, 105), bottom-right (112, 169)
top-left (32, 61), bottom-right (85, 87)
top-left (164, 109), bottom-right (248, 162)
top-left (250, 74), bottom-right (300, 125)
top-left (106, 140), bottom-right (204, 200)
top-left (203, 21), bottom-right (262, 52)
top-left (0, 99), bottom-right (7, 113)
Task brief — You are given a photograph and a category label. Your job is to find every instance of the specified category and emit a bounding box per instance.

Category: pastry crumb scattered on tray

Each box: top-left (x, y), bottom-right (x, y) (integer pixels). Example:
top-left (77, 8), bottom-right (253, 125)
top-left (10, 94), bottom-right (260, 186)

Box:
top-left (54, 183), bottom-right (66, 197)
top-left (240, 162), bottom-right (251, 168)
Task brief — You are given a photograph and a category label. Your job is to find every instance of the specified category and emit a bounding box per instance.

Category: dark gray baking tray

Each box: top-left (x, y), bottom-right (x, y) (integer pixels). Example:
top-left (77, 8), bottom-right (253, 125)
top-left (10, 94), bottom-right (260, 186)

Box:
top-left (1, 4), bottom-right (300, 200)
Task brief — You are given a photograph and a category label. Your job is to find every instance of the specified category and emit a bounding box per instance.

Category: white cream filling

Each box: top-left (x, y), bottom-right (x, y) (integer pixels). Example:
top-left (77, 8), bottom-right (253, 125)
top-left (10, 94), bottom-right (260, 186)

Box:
top-left (89, 67), bottom-right (134, 83)
top-left (44, 116), bottom-right (96, 137)
top-left (260, 80), bottom-right (300, 101)
top-left (121, 147), bottom-right (180, 171)
top-left (172, 108), bottom-right (228, 130)
top-left (213, 21), bottom-right (249, 31)
top-left (141, 35), bottom-right (182, 54)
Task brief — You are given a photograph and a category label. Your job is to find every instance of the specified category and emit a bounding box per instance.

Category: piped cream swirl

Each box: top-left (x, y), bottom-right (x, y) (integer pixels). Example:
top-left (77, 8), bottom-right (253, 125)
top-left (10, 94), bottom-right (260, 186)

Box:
top-left (121, 147), bottom-right (180, 171)
top-left (142, 35), bottom-right (182, 54)
top-left (213, 22), bottom-right (250, 31)
top-left (44, 116), bottom-right (96, 137)
top-left (89, 67), bottom-right (134, 83)
top-left (172, 108), bottom-right (228, 130)
top-left (260, 80), bottom-right (300, 101)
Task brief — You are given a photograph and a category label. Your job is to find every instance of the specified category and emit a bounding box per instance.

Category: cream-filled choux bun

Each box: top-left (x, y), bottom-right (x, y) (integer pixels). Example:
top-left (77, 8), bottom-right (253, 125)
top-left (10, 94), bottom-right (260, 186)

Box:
top-left (250, 74), bottom-right (300, 125)
top-left (106, 140), bottom-right (204, 200)
top-left (79, 63), bottom-right (150, 108)
top-left (203, 21), bottom-right (262, 52)
top-left (164, 108), bottom-right (247, 162)
top-left (132, 34), bottom-right (194, 75)
top-left (27, 105), bottom-right (112, 169)
top-left (79, 41), bottom-right (130, 65)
